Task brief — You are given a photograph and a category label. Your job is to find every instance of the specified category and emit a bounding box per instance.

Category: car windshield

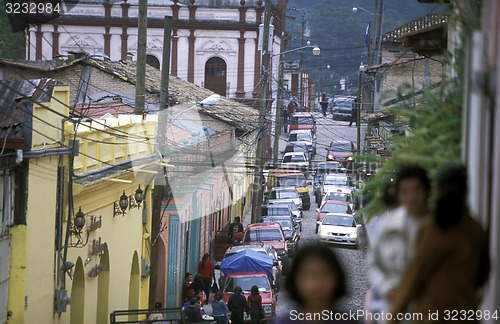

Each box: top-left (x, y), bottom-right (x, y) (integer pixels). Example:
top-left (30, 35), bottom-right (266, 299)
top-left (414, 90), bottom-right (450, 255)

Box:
top-left (325, 193), bottom-right (352, 204)
top-left (283, 155), bottom-right (306, 163)
top-left (289, 133), bottom-right (311, 142)
top-left (322, 215), bottom-right (355, 227)
top-left (224, 276), bottom-right (271, 293)
top-left (263, 219), bottom-right (293, 230)
top-left (291, 117), bottom-right (314, 125)
top-left (334, 101), bottom-right (353, 109)
top-left (244, 229), bottom-right (284, 242)
top-left (329, 143), bottom-right (352, 152)
top-left (271, 190), bottom-right (298, 199)
top-left (278, 175), bottom-right (307, 187)
top-left (324, 177), bottom-right (348, 186)
top-left (321, 203), bottom-right (351, 214)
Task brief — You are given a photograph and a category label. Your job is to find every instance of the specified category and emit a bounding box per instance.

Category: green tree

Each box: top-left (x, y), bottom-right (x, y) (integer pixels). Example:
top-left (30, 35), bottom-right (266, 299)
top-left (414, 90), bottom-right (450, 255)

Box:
top-left (0, 3), bottom-right (26, 59)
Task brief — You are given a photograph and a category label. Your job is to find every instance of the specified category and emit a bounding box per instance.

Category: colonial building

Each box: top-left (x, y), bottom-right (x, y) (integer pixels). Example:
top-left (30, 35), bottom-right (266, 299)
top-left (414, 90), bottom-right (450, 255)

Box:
top-left (26, 0), bottom-right (284, 100)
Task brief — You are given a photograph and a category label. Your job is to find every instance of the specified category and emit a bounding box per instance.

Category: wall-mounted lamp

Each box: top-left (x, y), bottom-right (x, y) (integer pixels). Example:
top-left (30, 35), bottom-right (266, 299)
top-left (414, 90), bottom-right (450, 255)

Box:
top-left (129, 185), bottom-right (144, 209)
top-left (69, 207), bottom-right (89, 247)
top-left (114, 191), bottom-right (129, 216)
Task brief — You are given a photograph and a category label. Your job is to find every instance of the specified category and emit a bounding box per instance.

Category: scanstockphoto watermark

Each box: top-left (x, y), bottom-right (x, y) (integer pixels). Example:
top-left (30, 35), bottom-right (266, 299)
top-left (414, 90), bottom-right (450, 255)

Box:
top-left (289, 310), bottom-right (425, 322)
top-left (4, 0), bottom-right (78, 32)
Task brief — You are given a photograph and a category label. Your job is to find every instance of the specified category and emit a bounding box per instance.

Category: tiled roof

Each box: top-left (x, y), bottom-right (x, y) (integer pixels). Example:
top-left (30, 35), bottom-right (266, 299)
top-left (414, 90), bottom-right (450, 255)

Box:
top-left (85, 59), bottom-right (259, 132)
top-left (382, 14), bottom-right (448, 43)
top-left (0, 58), bottom-right (259, 132)
top-left (72, 98), bottom-right (135, 118)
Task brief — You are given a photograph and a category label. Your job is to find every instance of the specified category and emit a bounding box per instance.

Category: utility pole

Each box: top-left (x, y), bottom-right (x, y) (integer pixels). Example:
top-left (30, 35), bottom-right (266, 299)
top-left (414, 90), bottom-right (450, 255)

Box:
top-left (356, 67), bottom-right (362, 186)
top-left (251, 0), bottom-right (271, 224)
top-left (272, 0), bottom-right (287, 166)
top-left (149, 16), bottom-right (171, 308)
top-left (135, 0), bottom-right (147, 115)
top-left (298, 12), bottom-right (305, 108)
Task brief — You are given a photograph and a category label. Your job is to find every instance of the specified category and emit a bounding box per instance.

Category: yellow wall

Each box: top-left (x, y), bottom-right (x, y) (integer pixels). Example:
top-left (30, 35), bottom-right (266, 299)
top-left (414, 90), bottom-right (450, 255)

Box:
top-left (8, 86), bottom-right (153, 324)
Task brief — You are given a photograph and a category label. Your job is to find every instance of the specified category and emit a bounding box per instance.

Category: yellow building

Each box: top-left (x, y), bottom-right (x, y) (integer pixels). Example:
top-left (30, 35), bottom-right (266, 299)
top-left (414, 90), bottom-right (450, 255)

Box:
top-left (5, 79), bottom-right (156, 324)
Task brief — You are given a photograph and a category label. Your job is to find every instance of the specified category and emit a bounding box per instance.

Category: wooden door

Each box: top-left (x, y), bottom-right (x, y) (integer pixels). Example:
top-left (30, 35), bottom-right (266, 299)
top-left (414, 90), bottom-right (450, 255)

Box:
top-left (205, 57), bottom-right (227, 96)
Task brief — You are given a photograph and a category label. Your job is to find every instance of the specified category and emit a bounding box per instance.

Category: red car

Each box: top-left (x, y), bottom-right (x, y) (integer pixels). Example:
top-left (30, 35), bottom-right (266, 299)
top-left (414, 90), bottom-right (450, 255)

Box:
top-left (315, 200), bottom-right (353, 233)
top-left (222, 272), bottom-right (277, 322)
top-left (326, 140), bottom-right (356, 167)
top-left (289, 112), bottom-right (316, 133)
top-left (243, 223), bottom-right (290, 274)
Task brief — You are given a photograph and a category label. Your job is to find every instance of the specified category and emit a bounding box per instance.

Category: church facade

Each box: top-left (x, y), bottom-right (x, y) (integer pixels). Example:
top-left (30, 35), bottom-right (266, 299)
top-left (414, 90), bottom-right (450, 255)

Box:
top-left (26, 0), bottom-right (284, 99)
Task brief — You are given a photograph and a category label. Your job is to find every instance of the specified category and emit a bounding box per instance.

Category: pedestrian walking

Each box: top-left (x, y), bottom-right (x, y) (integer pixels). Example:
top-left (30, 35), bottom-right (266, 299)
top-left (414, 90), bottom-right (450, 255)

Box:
top-left (320, 94), bottom-right (329, 117)
top-left (182, 272), bottom-right (194, 303)
top-left (227, 286), bottom-right (246, 324)
top-left (282, 106), bottom-right (289, 132)
top-left (349, 99), bottom-right (358, 127)
top-left (366, 165), bottom-right (431, 323)
top-left (211, 292), bottom-right (229, 324)
top-left (247, 285), bottom-right (263, 324)
top-left (278, 244), bottom-right (359, 323)
top-left (198, 253), bottom-right (216, 302)
top-left (389, 165), bottom-right (490, 323)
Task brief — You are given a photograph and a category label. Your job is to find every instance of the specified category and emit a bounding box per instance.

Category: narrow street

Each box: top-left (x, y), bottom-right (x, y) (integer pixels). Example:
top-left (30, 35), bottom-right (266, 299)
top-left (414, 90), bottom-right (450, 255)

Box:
top-left (274, 112), bottom-right (369, 316)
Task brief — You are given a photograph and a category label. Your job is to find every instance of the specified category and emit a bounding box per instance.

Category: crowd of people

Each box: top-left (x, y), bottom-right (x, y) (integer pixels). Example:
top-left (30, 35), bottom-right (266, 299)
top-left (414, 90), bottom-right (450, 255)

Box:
top-left (147, 164), bottom-right (489, 324)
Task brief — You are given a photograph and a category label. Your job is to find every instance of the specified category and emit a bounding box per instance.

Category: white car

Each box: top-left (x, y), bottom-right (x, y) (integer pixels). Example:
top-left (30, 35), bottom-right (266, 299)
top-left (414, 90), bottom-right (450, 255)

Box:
top-left (268, 187), bottom-right (302, 210)
top-left (281, 152), bottom-right (309, 171)
top-left (287, 130), bottom-right (317, 155)
top-left (318, 213), bottom-right (360, 247)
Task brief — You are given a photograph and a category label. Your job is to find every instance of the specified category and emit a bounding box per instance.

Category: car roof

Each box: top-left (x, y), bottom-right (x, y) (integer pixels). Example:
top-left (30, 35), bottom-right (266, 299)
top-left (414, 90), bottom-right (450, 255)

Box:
top-left (246, 222), bottom-right (282, 229)
top-left (317, 161), bottom-right (342, 168)
top-left (285, 142), bottom-right (308, 147)
top-left (269, 169), bottom-right (302, 175)
top-left (226, 272), bottom-right (269, 278)
top-left (324, 173), bottom-right (348, 179)
top-left (289, 129), bottom-right (313, 134)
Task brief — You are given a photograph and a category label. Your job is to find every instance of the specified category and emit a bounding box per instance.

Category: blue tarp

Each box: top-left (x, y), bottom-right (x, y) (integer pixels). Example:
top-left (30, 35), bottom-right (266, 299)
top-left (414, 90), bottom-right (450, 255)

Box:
top-left (220, 249), bottom-right (274, 281)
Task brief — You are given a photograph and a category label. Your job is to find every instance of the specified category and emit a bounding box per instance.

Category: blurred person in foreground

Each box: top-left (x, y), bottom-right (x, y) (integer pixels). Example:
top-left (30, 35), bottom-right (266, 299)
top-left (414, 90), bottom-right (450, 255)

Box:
top-left (366, 165), bottom-right (431, 323)
top-left (279, 244), bottom-right (359, 323)
top-left (389, 165), bottom-right (490, 323)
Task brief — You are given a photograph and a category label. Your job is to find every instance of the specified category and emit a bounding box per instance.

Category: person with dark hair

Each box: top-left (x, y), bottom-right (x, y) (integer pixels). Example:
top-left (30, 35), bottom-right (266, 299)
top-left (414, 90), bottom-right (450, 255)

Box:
top-left (320, 93), bottom-right (329, 117)
top-left (198, 253), bottom-right (215, 303)
top-left (229, 217), bottom-right (244, 237)
top-left (390, 165), bottom-right (490, 323)
top-left (185, 298), bottom-right (204, 323)
top-left (211, 292), bottom-right (229, 324)
top-left (182, 272), bottom-right (194, 302)
top-left (148, 302), bottom-right (166, 322)
top-left (366, 165), bottom-right (431, 321)
top-left (247, 285), bottom-right (263, 324)
top-left (278, 244), bottom-right (358, 323)
top-left (227, 286), bottom-right (246, 324)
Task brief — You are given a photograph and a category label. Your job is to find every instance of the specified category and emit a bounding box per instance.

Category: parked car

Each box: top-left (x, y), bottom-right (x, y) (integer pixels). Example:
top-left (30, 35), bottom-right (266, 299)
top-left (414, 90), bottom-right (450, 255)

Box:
top-left (313, 161), bottom-right (345, 203)
top-left (266, 170), bottom-right (310, 210)
top-left (260, 204), bottom-right (293, 219)
top-left (243, 223), bottom-right (290, 274)
top-left (221, 256), bottom-right (277, 322)
top-left (332, 96), bottom-right (355, 121)
top-left (267, 187), bottom-right (303, 210)
top-left (318, 174), bottom-right (353, 201)
top-left (317, 213), bottom-right (361, 248)
top-left (221, 244), bottom-right (282, 289)
top-left (288, 130), bottom-right (317, 155)
top-left (315, 200), bottom-right (353, 233)
top-left (289, 112), bottom-right (316, 133)
top-left (326, 140), bottom-right (356, 168)
top-left (281, 152), bottom-right (309, 175)
top-left (260, 216), bottom-right (300, 256)
top-left (321, 190), bottom-right (356, 212)
top-left (282, 142), bottom-right (312, 161)
top-left (267, 199), bottom-right (303, 229)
